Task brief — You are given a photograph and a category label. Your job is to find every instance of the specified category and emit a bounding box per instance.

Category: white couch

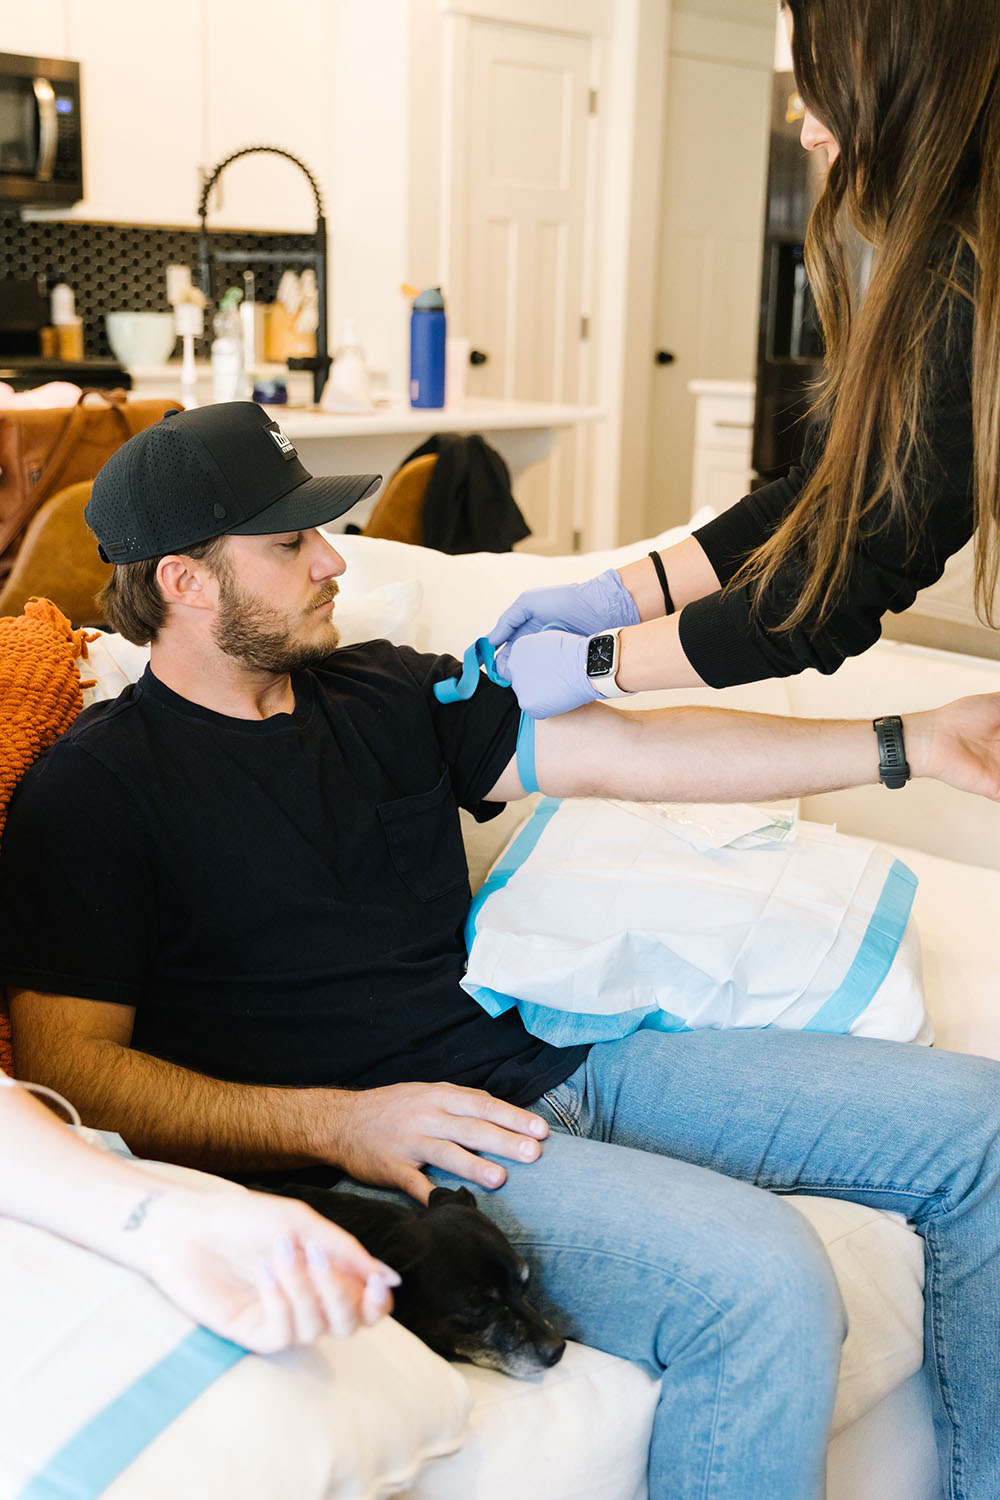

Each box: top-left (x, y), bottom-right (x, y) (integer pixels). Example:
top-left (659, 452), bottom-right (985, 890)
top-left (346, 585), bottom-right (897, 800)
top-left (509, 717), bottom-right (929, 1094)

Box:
top-left (7, 519), bottom-right (1000, 1500)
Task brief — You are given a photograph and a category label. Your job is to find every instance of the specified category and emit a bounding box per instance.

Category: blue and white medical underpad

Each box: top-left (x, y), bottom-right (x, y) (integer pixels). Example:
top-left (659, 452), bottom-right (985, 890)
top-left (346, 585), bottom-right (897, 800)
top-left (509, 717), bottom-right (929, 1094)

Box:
top-left (462, 797), bottom-right (928, 1046)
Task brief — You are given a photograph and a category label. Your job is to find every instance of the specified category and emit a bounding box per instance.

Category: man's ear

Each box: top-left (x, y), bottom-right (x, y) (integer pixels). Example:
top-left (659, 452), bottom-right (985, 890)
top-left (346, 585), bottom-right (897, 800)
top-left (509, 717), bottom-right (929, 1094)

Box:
top-left (156, 554), bottom-right (216, 612)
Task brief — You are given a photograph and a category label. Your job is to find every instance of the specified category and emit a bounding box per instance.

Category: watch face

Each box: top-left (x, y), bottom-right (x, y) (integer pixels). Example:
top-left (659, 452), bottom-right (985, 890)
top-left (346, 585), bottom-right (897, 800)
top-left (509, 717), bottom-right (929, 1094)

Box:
top-left (587, 633), bottom-right (615, 676)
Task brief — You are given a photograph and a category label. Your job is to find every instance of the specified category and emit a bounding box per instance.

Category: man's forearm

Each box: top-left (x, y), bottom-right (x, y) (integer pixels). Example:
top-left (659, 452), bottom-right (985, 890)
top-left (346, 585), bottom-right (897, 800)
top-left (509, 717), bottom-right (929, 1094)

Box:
top-left (535, 702), bottom-right (891, 805)
top-left (16, 1021), bottom-right (336, 1173)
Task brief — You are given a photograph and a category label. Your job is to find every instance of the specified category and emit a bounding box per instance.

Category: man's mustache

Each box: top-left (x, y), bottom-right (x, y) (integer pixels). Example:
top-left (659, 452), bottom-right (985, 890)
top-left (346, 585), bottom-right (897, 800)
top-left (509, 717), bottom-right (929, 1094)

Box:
top-left (310, 581), bottom-right (341, 610)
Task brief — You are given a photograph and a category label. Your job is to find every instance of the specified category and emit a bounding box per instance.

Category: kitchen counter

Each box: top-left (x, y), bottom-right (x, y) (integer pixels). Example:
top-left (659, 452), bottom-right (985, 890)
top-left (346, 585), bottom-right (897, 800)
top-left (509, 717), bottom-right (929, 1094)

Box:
top-left (271, 400), bottom-right (604, 530)
top-left (128, 364), bottom-right (604, 529)
top-left (264, 397), bottom-right (604, 440)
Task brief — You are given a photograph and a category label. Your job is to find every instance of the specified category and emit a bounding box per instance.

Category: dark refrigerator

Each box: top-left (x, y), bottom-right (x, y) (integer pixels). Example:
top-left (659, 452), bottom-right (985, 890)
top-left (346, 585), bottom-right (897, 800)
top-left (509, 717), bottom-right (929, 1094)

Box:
top-left (752, 72), bottom-right (827, 481)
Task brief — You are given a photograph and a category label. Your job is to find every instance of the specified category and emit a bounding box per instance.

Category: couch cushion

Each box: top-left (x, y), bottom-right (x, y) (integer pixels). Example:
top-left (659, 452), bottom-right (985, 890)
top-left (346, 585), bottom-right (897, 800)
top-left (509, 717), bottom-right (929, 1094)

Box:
top-left (0, 1212), bottom-right (470, 1500)
top-left (887, 840), bottom-right (1000, 1063)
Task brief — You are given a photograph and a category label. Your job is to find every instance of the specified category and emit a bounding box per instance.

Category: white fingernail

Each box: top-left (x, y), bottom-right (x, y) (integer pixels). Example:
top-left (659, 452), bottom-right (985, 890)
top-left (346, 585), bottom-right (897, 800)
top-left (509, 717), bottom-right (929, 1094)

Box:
top-left (305, 1240), bottom-right (330, 1274)
top-left (276, 1234), bottom-right (299, 1268)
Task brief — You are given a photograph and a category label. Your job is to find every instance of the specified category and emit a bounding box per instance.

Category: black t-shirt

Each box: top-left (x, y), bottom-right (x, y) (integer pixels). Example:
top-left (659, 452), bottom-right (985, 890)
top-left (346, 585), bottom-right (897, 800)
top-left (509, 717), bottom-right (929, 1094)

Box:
top-left (679, 276), bottom-right (976, 686)
top-left (0, 642), bottom-right (587, 1106)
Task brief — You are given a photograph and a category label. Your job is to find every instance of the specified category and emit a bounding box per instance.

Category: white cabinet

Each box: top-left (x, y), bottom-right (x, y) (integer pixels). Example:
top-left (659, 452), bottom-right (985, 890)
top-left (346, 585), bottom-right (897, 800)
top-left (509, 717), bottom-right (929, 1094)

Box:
top-left (201, 0), bottom-right (334, 231)
top-left (61, 0), bottom-right (203, 226)
top-left (24, 0), bottom-right (333, 230)
top-left (0, 1), bottom-right (68, 58)
top-left (688, 380), bottom-right (754, 519)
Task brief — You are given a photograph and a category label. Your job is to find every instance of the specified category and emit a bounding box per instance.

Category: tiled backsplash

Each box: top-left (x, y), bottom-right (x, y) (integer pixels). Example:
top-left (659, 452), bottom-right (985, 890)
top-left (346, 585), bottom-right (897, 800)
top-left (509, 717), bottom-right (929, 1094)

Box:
top-left (0, 212), bottom-right (316, 360)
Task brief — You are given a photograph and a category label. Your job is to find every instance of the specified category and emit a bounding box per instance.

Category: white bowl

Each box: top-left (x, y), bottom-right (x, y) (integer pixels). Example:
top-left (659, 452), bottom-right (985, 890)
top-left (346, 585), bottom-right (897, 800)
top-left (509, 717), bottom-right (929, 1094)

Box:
top-left (105, 311), bottom-right (177, 368)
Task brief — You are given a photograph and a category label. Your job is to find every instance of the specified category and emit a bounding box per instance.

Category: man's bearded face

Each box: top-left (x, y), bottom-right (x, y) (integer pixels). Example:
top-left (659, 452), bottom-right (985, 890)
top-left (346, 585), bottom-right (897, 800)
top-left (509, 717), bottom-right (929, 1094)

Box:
top-left (212, 560), bottom-right (341, 673)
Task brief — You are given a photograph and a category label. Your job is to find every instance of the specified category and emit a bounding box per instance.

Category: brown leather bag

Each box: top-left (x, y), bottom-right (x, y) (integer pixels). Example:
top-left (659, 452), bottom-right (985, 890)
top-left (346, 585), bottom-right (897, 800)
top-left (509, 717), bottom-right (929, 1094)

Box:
top-left (0, 388), bottom-right (182, 582)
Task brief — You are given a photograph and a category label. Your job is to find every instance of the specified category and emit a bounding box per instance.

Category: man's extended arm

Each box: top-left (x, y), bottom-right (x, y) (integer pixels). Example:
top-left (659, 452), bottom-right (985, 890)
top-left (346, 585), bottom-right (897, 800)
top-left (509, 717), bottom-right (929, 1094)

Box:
top-left (486, 692), bottom-right (1000, 806)
top-left (9, 991), bottom-right (547, 1203)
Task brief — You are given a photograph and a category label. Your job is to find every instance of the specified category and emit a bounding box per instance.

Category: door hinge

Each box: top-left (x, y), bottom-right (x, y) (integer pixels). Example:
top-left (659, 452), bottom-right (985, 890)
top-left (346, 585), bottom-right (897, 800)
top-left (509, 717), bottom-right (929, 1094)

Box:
top-left (588, 88), bottom-right (598, 115)
top-left (579, 316), bottom-right (590, 340)
top-left (572, 528), bottom-right (584, 552)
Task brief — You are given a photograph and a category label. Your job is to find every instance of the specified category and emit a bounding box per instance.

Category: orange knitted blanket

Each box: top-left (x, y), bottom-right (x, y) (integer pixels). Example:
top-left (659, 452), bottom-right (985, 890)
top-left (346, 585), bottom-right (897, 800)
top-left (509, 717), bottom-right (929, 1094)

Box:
top-left (0, 598), bottom-right (95, 1074)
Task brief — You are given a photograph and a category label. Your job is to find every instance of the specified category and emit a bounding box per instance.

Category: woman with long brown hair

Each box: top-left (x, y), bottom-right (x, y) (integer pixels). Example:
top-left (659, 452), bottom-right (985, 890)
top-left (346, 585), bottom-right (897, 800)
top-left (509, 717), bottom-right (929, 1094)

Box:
top-left (490, 0), bottom-right (998, 751)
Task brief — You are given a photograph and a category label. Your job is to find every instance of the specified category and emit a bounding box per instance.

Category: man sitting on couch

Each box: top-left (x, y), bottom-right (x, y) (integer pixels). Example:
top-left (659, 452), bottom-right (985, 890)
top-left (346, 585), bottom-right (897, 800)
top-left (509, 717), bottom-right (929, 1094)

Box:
top-left (3, 403), bottom-right (1000, 1500)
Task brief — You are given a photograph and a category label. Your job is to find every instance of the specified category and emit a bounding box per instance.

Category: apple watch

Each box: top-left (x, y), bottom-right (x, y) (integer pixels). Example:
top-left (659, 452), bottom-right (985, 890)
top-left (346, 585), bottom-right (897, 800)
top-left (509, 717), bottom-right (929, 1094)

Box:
top-left (873, 715), bottom-right (910, 789)
top-left (586, 629), bottom-right (632, 698)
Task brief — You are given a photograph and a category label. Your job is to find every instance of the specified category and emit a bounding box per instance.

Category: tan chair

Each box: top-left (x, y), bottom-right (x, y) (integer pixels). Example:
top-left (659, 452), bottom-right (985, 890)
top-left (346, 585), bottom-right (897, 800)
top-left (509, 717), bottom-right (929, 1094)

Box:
top-left (0, 480), bottom-right (110, 625)
top-left (361, 454), bottom-right (437, 544)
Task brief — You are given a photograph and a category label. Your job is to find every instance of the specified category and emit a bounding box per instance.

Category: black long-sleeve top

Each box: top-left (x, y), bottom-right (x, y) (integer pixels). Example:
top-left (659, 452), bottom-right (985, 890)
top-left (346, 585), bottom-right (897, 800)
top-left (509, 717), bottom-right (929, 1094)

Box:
top-left (679, 289), bottom-right (976, 687)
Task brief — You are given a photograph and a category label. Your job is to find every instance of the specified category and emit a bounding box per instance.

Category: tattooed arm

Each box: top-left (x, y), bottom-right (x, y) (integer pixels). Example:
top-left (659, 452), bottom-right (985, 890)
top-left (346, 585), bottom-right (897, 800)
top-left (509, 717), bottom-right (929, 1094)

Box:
top-left (0, 1071), bottom-right (398, 1353)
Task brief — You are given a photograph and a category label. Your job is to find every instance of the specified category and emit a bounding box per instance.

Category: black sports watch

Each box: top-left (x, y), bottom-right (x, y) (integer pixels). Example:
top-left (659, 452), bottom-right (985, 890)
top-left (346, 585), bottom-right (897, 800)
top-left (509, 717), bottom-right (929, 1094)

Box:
top-left (873, 715), bottom-right (910, 789)
top-left (586, 630), bottom-right (631, 699)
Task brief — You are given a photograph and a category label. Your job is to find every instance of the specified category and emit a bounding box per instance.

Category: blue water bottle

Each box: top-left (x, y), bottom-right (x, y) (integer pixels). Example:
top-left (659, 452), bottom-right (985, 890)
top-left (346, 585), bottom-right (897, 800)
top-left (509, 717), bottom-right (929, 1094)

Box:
top-left (409, 287), bottom-right (446, 408)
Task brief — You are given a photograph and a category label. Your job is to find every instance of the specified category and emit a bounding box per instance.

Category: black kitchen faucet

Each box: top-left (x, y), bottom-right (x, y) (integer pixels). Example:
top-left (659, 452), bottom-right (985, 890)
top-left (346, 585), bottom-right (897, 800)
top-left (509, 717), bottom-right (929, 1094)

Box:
top-left (196, 145), bottom-right (330, 405)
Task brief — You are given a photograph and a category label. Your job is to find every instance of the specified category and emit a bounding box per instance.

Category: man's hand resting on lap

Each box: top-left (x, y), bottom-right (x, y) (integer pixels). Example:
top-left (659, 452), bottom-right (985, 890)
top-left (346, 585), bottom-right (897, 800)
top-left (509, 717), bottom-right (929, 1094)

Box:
top-left (322, 1082), bottom-right (549, 1203)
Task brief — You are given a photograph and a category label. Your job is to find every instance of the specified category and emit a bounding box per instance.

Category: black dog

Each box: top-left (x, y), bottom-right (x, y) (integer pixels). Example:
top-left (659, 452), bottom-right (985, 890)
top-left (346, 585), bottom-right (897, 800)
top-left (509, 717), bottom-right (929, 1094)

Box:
top-left (266, 1182), bottom-right (566, 1377)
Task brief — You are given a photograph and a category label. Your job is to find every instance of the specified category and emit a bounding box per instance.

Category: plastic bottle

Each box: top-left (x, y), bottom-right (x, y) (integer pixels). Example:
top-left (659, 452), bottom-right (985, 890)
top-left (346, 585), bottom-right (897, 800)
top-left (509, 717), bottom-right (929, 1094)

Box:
top-left (409, 288), bottom-right (446, 409)
top-left (321, 318), bottom-right (373, 411)
top-left (51, 281), bottom-right (83, 362)
top-left (211, 287), bottom-right (245, 404)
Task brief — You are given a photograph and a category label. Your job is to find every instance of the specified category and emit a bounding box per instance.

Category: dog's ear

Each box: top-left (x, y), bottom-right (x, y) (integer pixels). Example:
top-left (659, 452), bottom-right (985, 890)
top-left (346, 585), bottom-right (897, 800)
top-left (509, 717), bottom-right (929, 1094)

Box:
top-left (428, 1186), bottom-right (478, 1211)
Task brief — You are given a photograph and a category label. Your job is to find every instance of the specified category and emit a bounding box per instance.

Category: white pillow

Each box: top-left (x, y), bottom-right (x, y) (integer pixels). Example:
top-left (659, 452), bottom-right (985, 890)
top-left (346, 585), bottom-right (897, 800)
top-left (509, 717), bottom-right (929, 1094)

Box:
top-left (80, 632), bottom-right (151, 702)
top-left (463, 798), bottom-right (928, 1046)
top-left (0, 1206), bottom-right (469, 1500)
top-left (335, 576), bottom-right (423, 648)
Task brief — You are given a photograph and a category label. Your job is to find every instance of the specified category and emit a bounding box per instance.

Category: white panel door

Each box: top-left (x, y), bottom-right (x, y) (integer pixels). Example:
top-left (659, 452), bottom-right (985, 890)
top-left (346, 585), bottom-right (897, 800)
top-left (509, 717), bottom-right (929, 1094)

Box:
top-left (202, 0), bottom-right (333, 232)
top-left (452, 19), bottom-right (593, 554)
top-left (648, 12), bottom-right (773, 528)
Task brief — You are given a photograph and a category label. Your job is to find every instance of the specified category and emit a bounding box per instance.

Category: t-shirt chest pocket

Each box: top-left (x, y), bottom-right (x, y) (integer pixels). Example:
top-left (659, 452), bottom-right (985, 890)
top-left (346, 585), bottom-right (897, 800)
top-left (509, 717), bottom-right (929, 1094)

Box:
top-left (377, 765), bottom-right (469, 902)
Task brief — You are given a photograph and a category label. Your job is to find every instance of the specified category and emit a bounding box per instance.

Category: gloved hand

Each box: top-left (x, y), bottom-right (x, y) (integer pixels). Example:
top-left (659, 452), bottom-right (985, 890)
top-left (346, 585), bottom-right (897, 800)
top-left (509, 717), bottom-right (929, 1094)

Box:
top-left (487, 569), bottom-right (639, 650)
top-left (497, 629), bottom-right (598, 718)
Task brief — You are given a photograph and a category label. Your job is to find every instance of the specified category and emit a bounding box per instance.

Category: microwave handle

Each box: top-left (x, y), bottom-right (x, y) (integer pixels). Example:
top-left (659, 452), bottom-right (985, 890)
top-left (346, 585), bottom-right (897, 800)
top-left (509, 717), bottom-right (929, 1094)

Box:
top-left (32, 76), bottom-right (57, 182)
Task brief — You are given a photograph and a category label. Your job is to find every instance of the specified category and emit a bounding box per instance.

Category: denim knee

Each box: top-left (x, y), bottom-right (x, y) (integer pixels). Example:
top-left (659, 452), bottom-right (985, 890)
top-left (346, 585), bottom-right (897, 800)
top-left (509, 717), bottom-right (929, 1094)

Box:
top-left (721, 1197), bottom-right (847, 1353)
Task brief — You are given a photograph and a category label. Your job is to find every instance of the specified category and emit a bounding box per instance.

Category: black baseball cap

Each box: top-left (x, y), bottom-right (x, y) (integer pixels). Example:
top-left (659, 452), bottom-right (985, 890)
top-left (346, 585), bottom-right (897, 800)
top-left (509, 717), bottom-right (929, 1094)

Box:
top-left (86, 401), bottom-right (382, 563)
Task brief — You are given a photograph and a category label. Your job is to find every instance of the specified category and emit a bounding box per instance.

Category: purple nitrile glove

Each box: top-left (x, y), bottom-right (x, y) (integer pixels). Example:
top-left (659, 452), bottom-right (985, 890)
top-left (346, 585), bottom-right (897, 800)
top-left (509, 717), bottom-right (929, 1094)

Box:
top-left (487, 569), bottom-right (640, 650)
top-left (496, 629), bottom-right (599, 719)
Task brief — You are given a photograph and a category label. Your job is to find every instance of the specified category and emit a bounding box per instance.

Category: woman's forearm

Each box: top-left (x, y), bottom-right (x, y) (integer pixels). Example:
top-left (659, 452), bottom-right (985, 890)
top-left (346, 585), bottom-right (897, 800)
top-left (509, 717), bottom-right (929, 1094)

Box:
top-left (0, 1079), bottom-right (178, 1268)
top-left (617, 536), bottom-right (723, 621)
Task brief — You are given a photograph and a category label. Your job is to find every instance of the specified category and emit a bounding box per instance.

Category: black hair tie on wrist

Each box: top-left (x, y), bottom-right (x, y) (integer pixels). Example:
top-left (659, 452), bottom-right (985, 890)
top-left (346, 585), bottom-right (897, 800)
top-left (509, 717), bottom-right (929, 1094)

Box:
top-left (648, 551), bottom-right (675, 615)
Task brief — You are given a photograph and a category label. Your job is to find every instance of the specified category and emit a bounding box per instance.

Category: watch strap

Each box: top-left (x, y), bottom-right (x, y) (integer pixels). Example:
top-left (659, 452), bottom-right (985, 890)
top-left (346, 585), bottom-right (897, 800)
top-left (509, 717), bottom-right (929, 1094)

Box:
top-left (873, 715), bottom-right (910, 789)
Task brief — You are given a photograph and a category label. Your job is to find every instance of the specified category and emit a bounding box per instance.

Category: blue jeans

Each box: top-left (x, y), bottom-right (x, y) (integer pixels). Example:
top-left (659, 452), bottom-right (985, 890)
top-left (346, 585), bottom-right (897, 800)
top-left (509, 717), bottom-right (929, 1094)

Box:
top-left (425, 1029), bottom-right (1000, 1500)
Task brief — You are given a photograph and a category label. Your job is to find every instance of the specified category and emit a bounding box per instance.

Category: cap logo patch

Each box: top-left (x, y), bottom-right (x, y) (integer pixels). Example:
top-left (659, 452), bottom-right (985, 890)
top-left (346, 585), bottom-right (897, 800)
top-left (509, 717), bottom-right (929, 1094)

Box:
top-left (267, 423), bottom-right (297, 460)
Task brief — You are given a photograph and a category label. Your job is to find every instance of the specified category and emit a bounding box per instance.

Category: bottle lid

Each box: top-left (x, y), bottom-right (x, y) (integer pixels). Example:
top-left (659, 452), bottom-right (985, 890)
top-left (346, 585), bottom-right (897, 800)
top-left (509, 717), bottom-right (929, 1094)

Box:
top-left (412, 287), bottom-right (445, 311)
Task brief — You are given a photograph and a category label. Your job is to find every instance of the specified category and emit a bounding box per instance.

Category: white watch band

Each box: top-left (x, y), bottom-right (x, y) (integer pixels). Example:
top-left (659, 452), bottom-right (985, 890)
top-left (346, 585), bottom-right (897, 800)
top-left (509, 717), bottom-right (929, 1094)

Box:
top-left (587, 629), bottom-right (632, 698)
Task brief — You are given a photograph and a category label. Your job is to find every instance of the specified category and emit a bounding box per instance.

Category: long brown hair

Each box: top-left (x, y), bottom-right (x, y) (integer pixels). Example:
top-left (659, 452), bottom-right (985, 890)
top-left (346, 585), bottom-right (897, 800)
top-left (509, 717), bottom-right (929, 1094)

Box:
top-left (741, 0), bottom-right (1000, 630)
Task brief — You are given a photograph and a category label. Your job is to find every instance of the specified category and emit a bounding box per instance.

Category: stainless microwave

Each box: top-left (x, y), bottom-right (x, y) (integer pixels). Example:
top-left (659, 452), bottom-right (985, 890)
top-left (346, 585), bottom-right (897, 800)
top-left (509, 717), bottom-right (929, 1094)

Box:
top-left (0, 51), bottom-right (82, 206)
